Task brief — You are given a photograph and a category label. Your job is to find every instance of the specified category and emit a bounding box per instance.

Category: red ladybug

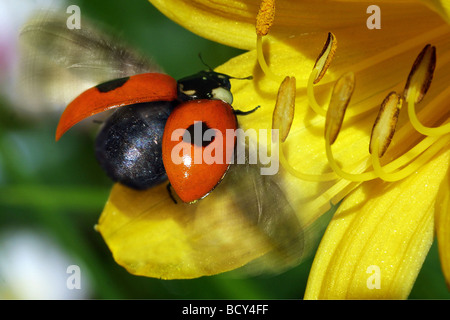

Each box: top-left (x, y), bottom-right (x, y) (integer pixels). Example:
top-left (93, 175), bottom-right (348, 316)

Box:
top-left (162, 99), bottom-right (238, 203)
top-left (21, 13), bottom-right (306, 272)
top-left (56, 69), bottom-right (256, 203)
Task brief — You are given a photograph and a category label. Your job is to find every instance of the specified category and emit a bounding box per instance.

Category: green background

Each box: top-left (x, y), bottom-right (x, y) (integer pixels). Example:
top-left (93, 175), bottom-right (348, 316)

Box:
top-left (0, 0), bottom-right (448, 299)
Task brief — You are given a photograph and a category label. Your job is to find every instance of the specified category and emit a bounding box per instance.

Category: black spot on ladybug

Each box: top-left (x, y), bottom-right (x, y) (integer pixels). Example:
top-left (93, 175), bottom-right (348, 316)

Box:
top-left (183, 122), bottom-right (215, 147)
top-left (95, 101), bottom-right (174, 189)
top-left (96, 76), bottom-right (130, 93)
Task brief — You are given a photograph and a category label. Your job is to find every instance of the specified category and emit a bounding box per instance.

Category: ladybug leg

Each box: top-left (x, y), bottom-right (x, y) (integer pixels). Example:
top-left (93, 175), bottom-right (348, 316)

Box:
top-left (166, 183), bottom-right (178, 204)
top-left (234, 105), bottom-right (260, 116)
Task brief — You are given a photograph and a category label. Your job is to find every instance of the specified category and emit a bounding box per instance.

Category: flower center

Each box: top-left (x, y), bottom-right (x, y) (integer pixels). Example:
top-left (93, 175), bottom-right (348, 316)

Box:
top-left (255, 1), bottom-right (449, 184)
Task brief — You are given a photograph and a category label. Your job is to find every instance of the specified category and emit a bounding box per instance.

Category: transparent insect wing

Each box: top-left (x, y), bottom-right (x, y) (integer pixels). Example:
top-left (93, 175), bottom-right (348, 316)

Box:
top-left (215, 148), bottom-right (306, 275)
top-left (17, 12), bottom-right (162, 114)
top-left (208, 137), bottom-right (327, 275)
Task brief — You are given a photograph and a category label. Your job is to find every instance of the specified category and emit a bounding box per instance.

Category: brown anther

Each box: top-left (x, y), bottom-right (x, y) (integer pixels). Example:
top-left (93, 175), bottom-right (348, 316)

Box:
top-left (313, 32), bottom-right (337, 84)
top-left (369, 92), bottom-right (402, 158)
top-left (325, 72), bottom-right (355, 144)
top-left (256, 0), bottom-right (275, 36)
top-left (272, 76), bottom-right (296, 142)
top-left (403, 44), bottom-right (436, 104)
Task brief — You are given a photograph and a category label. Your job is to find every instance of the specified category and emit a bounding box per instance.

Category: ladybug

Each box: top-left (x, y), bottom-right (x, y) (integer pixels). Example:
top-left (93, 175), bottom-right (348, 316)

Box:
top-left (56, 70), bottom-right (257, 203)
top-left (21, 13), bottom-right (307, 273)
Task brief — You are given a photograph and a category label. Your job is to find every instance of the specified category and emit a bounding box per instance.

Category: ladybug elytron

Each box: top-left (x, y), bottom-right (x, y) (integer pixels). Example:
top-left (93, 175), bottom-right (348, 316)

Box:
top-left (56, 70), bottom-right (257, 203)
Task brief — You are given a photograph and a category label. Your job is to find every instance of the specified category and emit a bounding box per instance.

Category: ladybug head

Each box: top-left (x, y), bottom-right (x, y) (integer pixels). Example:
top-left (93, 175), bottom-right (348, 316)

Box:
top-left (177, 70), bottom-right (252, 105)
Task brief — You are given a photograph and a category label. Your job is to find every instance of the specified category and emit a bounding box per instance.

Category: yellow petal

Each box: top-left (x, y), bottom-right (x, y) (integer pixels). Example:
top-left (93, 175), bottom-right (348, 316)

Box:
top-left (420, 0), bottom-right (450, 24)
top-left (97, 185), bottom-right (265, 279)
top-left (149, 0), bottom-right (258, 50)
top-left (97, 159), bottom-right (308, 279)
top-left (304, 146), bottom-right (450, 299)
top-left (149, 0), bottom-right (445, 50)
top-left (435, 168), bottom-right (450, 289)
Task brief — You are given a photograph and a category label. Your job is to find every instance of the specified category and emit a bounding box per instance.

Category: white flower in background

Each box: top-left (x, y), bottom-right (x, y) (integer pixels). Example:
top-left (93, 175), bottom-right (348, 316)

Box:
top-left (0, 0), bottom-right (66, 113)
top-left (0, 229), bottom-right (92, 299)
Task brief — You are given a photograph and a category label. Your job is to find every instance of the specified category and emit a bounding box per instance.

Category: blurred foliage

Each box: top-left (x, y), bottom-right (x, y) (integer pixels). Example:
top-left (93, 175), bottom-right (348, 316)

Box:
top-left (0, 0), bottom-right (449, 299)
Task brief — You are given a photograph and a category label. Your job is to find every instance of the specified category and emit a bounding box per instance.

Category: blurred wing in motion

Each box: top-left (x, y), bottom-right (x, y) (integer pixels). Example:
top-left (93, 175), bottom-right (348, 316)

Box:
top-left (17, 11), bottom-right (162, 115)
top-left (96, 138), bottom-right (322, 279)
top-left (224, 154), bottom-right (306, 274)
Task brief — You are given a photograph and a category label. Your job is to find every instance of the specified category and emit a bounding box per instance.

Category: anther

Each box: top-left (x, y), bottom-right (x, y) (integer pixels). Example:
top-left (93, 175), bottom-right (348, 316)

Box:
top-left (256, 0), bottom-right (275, 36)
top-left (312, 32), bottom-right (337, 84)
top-left (403, 44), bottom-right (436, 104)
top-left (308, 32), bottom-right (338, 116)
top-left (369, 92), bottom-right (402, 158)
top-left (325, 72), bottom-right (355, 144)
top-left (272, 76), bottom-right (296, 143)
top-left (255, 0), bottom-right (283, 81)
top-left (404, 45), bottom-right (450, 136)
top-left (272, 76), bottom-right (337, 182)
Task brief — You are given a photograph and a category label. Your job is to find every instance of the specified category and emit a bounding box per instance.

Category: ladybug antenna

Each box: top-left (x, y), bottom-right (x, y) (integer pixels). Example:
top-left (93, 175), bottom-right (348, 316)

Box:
top-left (198, 53), bottom-right (214, 70)
top-left (198, 53), bottom-right (253, 80)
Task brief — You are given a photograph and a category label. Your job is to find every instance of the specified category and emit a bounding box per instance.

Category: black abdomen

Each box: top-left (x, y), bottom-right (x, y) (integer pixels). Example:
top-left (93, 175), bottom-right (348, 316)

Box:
top-left (95, 101), bottom-right (174, 189)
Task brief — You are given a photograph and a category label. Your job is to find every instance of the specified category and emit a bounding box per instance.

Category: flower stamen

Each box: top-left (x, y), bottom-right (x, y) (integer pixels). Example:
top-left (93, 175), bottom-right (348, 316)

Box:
top-left (325, 44), bottom-right (448, 183)
top-left (407, 87), bottom-right (450, 136)
top-left (324, 72), bottom-right (380, 182)
top-left (324, 79), bottom-right (446, 183)
top-left (312, 32), bottom-right (337, 85)
top-left (365, 43), bottom-right (450, 181)
top-left (272, 76), bottom-right (337, 181)
top-left (404, 44), bottom-right (435, 104)
top-left (264, 30), bottom-right (446, 188)
top-left (256, 0), bottom-right (275, 37)
top-left (272, 76), bottom-right (296, 143)
top-left (369, 92), bottom-right (402, 158)
top-left (307, 32), bottom-right (337, 117)
top-left (371, 134), bottom-right (450, 182)
top-left (403, 44), bottom-right (450, 137)
top-left (255, 0), bottom-right (284, 82)
top-left (307, 68), bottom-right (325, 116)
top-left (324, 72), bottom-right (355, 145)
top-left (256, 36), bottom-right (283, 82)
top-left (268, 40), bottom-right (448, 190)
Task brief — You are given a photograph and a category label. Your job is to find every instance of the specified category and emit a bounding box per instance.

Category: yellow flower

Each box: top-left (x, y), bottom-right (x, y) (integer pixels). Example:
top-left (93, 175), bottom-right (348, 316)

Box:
top-left (97, 0), bottom-right (450, 298)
